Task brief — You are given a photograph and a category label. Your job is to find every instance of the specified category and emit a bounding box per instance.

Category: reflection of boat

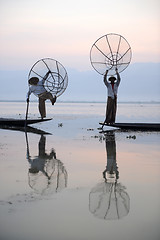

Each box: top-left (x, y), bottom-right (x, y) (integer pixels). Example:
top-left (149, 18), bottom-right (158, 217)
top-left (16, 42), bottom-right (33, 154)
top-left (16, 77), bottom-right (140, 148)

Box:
top-left (0, 118), bottom-right (52, 127)
top-left (99, 122), bottom-right (160, 131)
top-left (0, 125), bottom-right (51, 135)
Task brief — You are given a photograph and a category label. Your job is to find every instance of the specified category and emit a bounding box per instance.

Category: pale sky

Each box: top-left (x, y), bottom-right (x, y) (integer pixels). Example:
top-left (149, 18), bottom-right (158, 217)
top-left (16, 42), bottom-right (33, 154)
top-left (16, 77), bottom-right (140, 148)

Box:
top-left (0, 0), bottom-right (160, 71)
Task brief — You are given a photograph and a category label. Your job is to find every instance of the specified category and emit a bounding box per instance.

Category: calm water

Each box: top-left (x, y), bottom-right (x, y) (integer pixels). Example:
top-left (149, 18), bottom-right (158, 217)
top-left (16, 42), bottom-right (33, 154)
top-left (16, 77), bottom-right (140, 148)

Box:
top-left (0, 102), bottom-right (160, 240)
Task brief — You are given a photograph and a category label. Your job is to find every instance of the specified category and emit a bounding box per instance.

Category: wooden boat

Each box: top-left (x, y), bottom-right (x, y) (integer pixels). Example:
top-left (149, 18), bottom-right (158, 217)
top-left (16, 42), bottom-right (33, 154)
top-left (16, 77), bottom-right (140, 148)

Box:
top-left (0, 118), bottom-right (52, 127)
top-left (99, 122), bottom-right (160, 131)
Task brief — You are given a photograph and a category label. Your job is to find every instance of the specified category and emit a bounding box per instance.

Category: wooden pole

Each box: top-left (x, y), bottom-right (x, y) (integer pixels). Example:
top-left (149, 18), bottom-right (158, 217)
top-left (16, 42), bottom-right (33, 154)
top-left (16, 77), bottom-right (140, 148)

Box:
top-left (25, 100), bottom-right (29, 128)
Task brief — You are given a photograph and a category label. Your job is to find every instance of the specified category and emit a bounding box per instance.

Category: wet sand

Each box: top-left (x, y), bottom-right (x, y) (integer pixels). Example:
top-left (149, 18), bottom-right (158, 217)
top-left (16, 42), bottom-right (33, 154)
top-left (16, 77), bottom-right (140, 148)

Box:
top-left (0, 102), bottom-right (160, 240)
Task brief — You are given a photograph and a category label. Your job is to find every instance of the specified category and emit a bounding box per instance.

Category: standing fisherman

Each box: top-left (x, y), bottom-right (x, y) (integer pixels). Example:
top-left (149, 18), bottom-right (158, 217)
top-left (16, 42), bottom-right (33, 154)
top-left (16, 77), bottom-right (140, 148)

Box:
top-left (103, 68), bottom-right (121, 124)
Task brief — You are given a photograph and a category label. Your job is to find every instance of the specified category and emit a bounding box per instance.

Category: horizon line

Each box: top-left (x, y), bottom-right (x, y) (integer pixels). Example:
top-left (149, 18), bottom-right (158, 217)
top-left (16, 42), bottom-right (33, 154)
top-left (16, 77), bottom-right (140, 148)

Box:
top-left (0, 100), bottom-right (160, 104)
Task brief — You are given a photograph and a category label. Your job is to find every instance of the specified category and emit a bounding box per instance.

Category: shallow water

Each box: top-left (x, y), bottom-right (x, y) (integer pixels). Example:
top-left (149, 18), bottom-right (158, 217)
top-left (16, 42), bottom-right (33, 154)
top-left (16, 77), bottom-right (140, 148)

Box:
top-left (0, 102), bottom-right (160, 240)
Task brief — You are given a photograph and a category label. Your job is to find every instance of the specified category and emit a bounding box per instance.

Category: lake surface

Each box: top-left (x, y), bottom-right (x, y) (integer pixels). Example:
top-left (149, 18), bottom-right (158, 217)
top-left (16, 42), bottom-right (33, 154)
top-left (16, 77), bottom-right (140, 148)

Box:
top-left (0, 102), bottom-right (160, 240)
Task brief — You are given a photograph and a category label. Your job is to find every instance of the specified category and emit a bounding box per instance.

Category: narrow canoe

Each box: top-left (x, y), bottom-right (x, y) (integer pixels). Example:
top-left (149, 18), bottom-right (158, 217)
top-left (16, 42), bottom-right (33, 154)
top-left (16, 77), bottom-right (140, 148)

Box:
top-left (99, 122), bottom-right (160, 131)
top-left (0, 118), bottom-right (52, 127)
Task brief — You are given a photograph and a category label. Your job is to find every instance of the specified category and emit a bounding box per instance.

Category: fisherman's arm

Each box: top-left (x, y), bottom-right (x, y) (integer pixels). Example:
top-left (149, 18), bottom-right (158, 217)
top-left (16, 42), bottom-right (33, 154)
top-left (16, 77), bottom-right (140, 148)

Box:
top-left (103, 70), bottom-right (109, 86)
top-left (26, 87), bottom-right (33, 102)
top-left (116, 68), bottom-right (121, 86)
top-left (42, 70), bottom-right (51, 83)
top-left (26, 89), bottom-right (31, 102)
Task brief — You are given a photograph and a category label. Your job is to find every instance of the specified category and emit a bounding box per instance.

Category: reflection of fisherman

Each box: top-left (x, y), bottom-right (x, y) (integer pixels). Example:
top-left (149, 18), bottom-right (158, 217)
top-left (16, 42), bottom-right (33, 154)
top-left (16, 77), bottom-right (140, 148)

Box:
top-left (103, 68), bottom-right (121, 124)
top-left (103, 132), bottom-right (119, 181)
top-left (26, 70), bottom-right (57, 119)
top-left (27, 135), bottom-right (56, 178)
top-left (26, 133), bottom-right (67, 194)
top-left (89, 131), bottom-right (130, 220)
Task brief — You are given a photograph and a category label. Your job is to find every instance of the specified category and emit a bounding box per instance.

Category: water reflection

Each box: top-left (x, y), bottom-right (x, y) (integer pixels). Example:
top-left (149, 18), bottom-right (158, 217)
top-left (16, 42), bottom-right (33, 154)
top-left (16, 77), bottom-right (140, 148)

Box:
top-left (0, 125), bottom-right (52, 135)
top-left (25, 133), bottom-right (68, 195)
top-left (89, 131), bottom-right (130, 220)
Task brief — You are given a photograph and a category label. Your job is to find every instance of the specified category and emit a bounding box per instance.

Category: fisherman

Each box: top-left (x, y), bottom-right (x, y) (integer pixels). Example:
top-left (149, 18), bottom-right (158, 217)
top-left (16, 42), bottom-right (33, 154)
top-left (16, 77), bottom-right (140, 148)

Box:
top-left (102, 131), bottom-right (119, 181)
top-left (27, 135), bottom-right (56, 176)
top-left (103, 68), bottom-right (121, 124)
top-left (26, 70), bottom-right (56, 119)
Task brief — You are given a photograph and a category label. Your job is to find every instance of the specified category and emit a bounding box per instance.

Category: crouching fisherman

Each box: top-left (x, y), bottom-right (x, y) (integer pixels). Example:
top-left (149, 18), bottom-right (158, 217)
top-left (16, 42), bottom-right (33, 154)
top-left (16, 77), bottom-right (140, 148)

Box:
top-left (26, 71), bottom-right (56, 119)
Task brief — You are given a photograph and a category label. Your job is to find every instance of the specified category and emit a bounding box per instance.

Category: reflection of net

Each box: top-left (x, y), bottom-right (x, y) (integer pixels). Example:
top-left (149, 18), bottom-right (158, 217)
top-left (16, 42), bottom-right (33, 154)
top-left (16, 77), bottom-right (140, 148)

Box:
top-left (89, 181), bottom-right (130, 220)
top-left (28, 58), bottom-right (68, 97)
top-left (90, 33), bottom-right (132, 76)
top-left (28, 158), bottom-right (67, 195)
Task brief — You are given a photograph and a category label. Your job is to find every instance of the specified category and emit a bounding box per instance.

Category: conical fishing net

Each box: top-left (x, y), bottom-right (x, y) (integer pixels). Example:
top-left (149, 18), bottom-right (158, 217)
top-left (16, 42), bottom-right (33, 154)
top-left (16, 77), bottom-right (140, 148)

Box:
top-left (89, 181), bottom-right (130, 220)
top-left (28, 157), bottom-right (68, 195)
top-left (90, 33), bottom-right (132, 75)
top-left (28, 58), bottom-right (68, 97)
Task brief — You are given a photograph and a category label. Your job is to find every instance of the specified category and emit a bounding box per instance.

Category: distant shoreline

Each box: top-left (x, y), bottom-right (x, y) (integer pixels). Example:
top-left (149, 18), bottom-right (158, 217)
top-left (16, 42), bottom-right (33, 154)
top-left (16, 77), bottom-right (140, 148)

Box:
top-left (0, 100), bottom-right (160, 104)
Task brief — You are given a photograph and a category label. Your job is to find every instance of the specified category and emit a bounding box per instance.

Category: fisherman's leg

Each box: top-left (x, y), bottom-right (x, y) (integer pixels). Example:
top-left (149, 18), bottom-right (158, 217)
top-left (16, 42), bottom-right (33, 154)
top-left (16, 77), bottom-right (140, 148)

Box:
top-left (102, 167), bottom-right (107, 180)
top-left (39, 135), bottom-right (46, 157)
top-left (111, 96), bottom-right (117, 123)
top-left (45, 92), bottom-right (57, 105)
top-left (105, 97), bottom-right (113, 123)
top-left (39, 97), bottom-right (46, 119)
top-left (104, 97), bottom-right (110, 123)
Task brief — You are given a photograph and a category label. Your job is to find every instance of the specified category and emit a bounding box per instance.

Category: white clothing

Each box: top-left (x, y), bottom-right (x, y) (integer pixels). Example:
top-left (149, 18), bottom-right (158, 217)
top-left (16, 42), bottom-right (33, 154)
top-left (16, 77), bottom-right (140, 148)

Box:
top-left (26, 72), bottom-right (49, 99)
top-left (104, 73), bottom-right (121, 99)
top-left (26, 80), bottom-right (46, 99)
